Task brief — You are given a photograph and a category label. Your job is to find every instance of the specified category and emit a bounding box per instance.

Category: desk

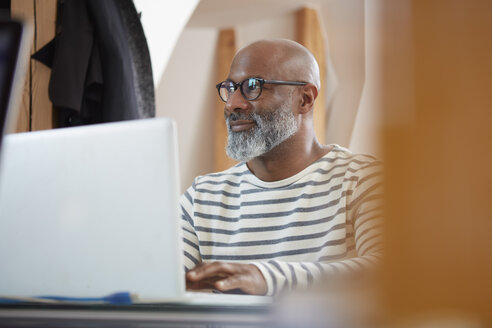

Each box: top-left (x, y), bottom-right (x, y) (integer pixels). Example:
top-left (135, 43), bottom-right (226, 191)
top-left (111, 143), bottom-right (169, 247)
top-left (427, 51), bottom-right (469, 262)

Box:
top-left (0, 303), bottom-right (272, 328)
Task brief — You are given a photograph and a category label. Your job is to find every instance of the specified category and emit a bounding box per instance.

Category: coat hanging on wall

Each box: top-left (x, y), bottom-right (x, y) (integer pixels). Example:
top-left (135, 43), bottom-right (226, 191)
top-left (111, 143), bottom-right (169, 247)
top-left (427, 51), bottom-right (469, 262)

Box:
top-left (32, 0), bottom-right (155, 127)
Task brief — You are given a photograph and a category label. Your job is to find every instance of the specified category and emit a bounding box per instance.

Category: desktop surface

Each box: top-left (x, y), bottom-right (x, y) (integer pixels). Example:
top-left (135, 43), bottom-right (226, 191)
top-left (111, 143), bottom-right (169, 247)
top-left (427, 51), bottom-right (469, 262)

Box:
top-left (0, 302), bottom-right (273, 328)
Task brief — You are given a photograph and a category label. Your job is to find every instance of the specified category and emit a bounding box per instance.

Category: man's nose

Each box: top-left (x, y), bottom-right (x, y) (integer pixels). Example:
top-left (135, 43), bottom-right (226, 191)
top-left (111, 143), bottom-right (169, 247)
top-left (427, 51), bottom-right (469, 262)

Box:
top-left (224, 88), bottom-right (249, 114)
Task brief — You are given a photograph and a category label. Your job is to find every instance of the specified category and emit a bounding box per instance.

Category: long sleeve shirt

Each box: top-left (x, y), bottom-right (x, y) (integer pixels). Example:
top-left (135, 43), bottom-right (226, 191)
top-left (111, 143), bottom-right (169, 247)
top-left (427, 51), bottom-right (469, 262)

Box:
top-left (180, 145), bottom-right (383, 296)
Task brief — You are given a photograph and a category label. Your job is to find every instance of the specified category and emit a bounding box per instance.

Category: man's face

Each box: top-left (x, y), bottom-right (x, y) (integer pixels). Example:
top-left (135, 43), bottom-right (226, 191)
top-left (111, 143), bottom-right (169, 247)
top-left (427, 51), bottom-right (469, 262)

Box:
top-left (225, 96), bottom-right (297, 162)
top-left (223, 50), bottom-right (298, 162)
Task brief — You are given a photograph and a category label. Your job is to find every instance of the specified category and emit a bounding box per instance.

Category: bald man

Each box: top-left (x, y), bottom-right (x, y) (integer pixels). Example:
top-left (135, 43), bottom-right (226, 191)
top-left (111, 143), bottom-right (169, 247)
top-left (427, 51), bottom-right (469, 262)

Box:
top-left (182, 39), bottom-right (382, 296)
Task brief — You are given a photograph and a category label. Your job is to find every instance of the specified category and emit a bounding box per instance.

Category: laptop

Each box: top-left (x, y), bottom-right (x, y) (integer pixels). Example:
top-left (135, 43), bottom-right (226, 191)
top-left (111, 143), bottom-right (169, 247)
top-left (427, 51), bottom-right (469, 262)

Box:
top-left (0, 19), bottom-right (31, 154)
top-left (0, 118), bottom-right (270, 306)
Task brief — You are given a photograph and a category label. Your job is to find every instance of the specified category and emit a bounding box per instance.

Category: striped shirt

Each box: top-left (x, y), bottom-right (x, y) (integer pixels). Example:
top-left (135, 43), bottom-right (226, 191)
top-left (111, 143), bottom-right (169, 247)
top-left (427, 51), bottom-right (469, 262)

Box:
top-left (180, 145), bottom-right (383, 296)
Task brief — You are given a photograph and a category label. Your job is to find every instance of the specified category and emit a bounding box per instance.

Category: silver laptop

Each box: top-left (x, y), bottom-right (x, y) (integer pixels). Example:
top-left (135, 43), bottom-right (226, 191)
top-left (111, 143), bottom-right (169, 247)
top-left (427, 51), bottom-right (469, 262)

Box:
top-left (0, 118), bottom-right (269, 306)
top-left (0, 118), bottom-right (184, 300)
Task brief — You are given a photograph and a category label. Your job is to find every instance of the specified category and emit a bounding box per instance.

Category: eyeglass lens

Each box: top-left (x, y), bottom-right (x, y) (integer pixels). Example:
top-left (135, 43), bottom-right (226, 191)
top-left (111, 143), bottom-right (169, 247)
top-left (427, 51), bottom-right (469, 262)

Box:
top-left (219, 78), bottom-right (262, 101)
top-left (242, 78), bottom-right (262, 100)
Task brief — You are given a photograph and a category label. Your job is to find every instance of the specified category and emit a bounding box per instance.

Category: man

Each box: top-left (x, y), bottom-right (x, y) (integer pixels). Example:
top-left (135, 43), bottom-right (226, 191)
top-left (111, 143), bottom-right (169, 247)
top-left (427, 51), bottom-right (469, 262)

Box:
top-left (182, 39), bottom-right (382, 296)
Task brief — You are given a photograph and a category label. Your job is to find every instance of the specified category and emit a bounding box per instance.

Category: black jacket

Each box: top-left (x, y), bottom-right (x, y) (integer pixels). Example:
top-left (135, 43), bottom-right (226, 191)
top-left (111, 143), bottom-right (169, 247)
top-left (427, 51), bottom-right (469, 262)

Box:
top-left (33, 0), bottom-right (155, 127)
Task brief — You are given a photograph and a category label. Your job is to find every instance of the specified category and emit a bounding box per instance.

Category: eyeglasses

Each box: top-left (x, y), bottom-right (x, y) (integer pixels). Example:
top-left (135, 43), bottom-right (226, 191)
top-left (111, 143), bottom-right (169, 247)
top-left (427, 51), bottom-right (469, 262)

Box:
top-left (216, 77), bottom-right (307, 102)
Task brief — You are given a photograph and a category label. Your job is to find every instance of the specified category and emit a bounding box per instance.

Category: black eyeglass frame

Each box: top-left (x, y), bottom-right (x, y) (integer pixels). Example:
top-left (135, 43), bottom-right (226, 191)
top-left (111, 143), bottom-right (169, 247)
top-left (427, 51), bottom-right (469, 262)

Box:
top-left (215, 78), bottom-right (308, 102)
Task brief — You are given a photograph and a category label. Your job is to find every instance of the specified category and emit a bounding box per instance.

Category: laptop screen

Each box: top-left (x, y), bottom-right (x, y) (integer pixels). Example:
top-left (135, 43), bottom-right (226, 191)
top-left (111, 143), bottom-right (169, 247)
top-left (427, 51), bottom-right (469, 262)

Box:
top-left (0, 20), bottom-right (28, 151)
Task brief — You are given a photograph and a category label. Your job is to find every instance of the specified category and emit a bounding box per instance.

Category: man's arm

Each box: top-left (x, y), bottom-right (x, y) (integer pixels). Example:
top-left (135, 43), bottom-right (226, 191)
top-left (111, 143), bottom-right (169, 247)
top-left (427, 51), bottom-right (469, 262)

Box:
top-left (181, 185), bottom-right (202, 270)
top-left (255, 168), bottom-right (383, 296)
top-left (186, 225), bottom-right (381, 296)
top-left (185, 253), bottom-right (381, 296)
top-left (181, 183), bottom-right (267, 294)
top-left (185, 234), bottom-right (381, 297)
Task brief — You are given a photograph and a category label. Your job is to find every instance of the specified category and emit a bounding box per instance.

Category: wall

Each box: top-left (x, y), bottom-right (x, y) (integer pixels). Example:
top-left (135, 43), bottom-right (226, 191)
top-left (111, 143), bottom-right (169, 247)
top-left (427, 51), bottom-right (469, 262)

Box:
top-left (236, 13), bottom-right (296, 47)
top-left (349, 0), bottom-right (386, 156)
top-left (133, 0), bottom-right (199, 87)
top-left (155, 28), bottom-right (218, 191)
top-left (320, 1), bottom-right (366, 150)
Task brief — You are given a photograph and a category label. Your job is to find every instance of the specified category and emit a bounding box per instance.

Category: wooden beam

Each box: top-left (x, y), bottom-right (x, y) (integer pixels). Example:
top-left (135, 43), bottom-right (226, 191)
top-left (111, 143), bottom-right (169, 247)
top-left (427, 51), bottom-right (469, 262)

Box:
top-left (296, 7), bottom-right (327, 144)
top-left (31, 0), bottom-right (56, 131)
top-left (214, 28), bottom-right (237, 172)
top-left (11, 0), bottom-right (35, 133)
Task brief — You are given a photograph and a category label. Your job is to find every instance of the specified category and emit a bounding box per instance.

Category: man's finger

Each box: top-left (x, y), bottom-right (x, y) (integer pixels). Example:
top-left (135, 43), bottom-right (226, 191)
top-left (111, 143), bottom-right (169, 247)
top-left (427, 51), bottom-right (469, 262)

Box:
top-left (186, 278), bottom-right (217, 291)
top-left (214, 274), bottom-right (244, 292)
top-left (187, 275), bottom-right (222, 286)
top-left (187, 262), bottom-right (236, 280)
top-left (186, 280), bottom-right (210, 290)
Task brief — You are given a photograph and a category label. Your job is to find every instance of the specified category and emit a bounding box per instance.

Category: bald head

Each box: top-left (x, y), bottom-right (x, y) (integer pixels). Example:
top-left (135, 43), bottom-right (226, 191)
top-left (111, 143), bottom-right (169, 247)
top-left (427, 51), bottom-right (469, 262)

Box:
top-left (230, 39), bottom-right (321, 90)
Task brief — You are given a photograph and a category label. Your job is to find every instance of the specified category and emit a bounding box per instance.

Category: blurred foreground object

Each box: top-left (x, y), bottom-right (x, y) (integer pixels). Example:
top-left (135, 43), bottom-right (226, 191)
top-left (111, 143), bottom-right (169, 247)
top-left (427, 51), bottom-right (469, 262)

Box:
top-left (380, 0), bottom-right (492, 326)
top-left (272, 273), bottom-right (383, 328)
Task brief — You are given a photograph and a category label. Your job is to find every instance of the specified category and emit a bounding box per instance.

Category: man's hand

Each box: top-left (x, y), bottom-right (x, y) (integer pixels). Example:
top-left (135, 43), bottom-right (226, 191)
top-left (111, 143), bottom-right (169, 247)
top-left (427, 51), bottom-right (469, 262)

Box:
top-left (186, 262), bottom-right (267, 295)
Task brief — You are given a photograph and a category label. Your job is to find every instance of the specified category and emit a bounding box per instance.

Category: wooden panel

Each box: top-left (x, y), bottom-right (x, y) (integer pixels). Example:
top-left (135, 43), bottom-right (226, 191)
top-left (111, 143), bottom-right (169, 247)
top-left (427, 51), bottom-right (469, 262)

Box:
top-left (381, 0), bottom-right (492, 323)
top-left (31, 0), bottom-right (56, 131)
top-left (214, 28), bottom-right (237, 172)
top-left (296, 7), bottom-right (327, 144)
top-left (11, 0), bottom-right (35, 133)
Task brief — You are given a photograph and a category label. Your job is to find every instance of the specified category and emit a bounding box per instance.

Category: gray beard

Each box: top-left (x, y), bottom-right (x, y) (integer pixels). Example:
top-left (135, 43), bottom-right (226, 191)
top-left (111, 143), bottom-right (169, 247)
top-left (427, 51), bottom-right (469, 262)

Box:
top-left (225, 102), bottom-right (298, 162)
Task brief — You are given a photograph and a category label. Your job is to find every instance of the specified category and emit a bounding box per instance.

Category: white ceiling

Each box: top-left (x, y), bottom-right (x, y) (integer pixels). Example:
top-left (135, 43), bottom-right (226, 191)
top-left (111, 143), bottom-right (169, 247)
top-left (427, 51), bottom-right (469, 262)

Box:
top-left (187, 0), bottom-right (331, 29)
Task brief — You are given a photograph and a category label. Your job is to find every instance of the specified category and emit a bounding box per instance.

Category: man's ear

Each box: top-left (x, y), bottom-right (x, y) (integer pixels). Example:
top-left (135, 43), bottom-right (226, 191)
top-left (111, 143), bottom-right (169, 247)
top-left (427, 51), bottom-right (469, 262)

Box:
top-left (298, 83), bottom-right (318, 114)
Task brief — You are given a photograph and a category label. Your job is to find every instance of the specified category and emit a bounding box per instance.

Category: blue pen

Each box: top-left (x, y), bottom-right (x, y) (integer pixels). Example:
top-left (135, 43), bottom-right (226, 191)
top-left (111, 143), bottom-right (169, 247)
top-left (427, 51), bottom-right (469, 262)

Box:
top-left (0, 292), bottom-right (135, 305)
